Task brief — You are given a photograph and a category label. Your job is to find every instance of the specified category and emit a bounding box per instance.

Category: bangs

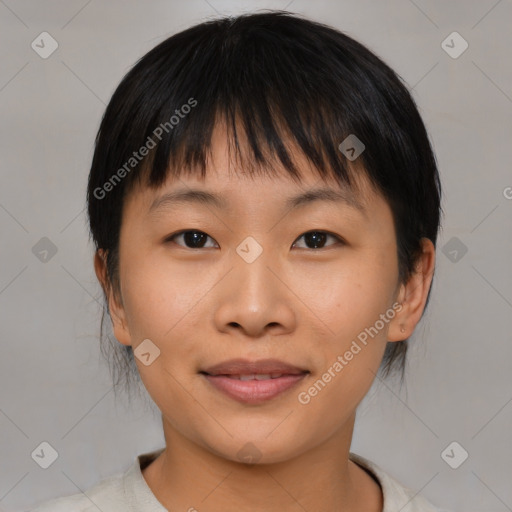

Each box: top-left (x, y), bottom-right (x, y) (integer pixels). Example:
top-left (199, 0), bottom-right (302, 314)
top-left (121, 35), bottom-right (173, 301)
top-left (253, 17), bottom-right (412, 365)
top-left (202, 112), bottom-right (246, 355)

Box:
top-left (103, 12), bottom-right (390, 197)
top-left (134, 104), bottom-right (359, 193)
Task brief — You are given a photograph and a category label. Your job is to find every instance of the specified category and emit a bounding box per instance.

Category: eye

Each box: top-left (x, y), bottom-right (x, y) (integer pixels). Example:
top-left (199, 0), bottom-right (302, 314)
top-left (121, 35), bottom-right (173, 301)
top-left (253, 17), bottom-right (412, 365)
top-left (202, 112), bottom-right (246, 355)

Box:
top-left (292, 230), bottom-right (344, 250)
top-left (165, 229), bottom-right (344, 250)
top-left (165, 230), bottom-right (218, 249)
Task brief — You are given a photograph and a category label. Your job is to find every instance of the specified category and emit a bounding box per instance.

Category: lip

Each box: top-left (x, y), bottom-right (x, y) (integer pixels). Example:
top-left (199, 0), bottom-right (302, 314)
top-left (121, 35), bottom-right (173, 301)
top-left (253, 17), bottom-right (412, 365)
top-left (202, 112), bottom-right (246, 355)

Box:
top-left (201, 358), bottom-right (309, 376)
top-left (200, 358), bottom-right (309, 404)
top-left (202, 373), bottom-right (309, 404)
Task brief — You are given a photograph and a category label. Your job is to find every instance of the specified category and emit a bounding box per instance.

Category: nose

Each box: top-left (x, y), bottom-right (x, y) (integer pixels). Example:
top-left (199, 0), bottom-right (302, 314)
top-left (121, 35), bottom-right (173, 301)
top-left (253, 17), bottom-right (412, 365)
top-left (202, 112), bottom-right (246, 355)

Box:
top-left (213, 249), bottom-right (297, 338)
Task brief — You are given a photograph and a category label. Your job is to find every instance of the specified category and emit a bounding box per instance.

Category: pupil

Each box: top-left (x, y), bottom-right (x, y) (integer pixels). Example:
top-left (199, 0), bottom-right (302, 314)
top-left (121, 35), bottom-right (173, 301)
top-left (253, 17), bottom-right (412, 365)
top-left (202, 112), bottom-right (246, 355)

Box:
top-left (305, 231), bottom-right (326, 249)
top-left (185, 231), bottom-right (205, 248)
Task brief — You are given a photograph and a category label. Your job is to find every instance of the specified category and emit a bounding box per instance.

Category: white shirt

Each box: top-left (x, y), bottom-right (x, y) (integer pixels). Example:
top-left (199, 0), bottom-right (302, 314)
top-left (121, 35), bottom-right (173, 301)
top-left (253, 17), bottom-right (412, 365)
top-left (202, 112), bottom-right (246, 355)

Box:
top-left (28, 449), bottom-right (450, 511)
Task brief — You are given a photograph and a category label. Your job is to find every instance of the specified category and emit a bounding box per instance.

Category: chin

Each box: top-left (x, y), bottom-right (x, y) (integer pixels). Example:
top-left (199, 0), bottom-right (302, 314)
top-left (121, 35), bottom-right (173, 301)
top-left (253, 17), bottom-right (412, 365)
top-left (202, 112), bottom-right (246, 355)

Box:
top-left (201, 430), bottom-right (308, 466)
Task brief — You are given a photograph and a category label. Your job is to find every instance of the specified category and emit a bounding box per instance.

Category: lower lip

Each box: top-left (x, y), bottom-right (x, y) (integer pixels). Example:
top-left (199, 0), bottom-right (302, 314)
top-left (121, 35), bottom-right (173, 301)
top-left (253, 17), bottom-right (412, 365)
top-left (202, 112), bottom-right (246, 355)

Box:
top-left (202, 373), bottom-right (308, 404)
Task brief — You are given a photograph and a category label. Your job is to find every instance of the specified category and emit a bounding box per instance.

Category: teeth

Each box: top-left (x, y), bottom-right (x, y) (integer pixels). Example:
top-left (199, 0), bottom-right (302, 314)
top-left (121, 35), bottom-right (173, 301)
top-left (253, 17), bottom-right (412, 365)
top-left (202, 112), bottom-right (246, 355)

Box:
top-left (254, 374), bottom-right (272, 380)
top-left (228, 373), bottom-right (285, 380)
top-left (240, 374), bottom-right (257, 381)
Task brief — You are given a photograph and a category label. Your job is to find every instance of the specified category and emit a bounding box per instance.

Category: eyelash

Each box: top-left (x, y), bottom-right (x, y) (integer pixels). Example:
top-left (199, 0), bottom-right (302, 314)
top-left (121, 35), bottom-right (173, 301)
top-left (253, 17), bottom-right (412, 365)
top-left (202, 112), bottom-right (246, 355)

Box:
top-left (164, 230), bottom-right (345, 250)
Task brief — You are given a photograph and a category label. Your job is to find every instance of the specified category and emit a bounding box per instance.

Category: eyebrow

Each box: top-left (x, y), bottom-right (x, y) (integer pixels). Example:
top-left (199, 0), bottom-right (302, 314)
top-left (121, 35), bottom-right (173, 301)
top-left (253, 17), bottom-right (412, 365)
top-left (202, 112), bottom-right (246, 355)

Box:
top-left (148, 187), bottom-right (366, 216)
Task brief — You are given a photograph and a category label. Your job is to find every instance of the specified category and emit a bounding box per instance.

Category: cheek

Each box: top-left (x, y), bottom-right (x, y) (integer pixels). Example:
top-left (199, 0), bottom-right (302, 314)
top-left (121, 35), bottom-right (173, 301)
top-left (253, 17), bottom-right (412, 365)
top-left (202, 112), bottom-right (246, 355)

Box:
top-left (120, 252), bottom-right (207, 340)
top-left (118, 252), bottom-right (218, 394)
top-left (294, 262), bottom-right (394, 436)
top-left (295, 249), bottom-right (397, 412)
top-left (293, 251), bottom-right (397, 342)
top-left (118, 256), bottom-right (208, 412)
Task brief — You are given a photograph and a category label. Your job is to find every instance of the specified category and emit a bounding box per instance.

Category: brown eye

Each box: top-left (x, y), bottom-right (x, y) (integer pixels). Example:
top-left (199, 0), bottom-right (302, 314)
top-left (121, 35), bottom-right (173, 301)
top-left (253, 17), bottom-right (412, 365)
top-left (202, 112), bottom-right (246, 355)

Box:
top-left (166, 230), bottom-right (218, 249)
top-left (292, 230), bottom-right (343, 250)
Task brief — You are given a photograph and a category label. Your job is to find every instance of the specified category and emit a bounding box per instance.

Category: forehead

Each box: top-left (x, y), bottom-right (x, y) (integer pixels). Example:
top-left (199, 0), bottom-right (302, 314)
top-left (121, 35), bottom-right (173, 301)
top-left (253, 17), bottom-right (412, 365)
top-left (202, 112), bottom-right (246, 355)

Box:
top-left (131, 167), bottom-right (375, 226)
top-left (125, 121), bottom-right (379, 218)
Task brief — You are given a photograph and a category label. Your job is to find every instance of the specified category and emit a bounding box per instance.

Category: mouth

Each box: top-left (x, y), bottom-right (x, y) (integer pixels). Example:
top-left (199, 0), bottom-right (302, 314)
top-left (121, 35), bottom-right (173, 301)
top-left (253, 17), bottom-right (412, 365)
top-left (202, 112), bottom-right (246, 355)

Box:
top-left (203, 373), bottom-right (297, 380)
top-left (199, 358), bottom-right (310, 404)
top-left (201, 357), bottom-right (309, 376)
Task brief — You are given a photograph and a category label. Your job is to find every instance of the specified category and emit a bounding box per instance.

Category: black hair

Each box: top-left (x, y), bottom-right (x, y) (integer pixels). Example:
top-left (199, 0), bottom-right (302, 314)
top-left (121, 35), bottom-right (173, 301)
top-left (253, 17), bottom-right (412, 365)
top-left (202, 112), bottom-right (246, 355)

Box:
top-left (86, 10), bottom-right (442, 399)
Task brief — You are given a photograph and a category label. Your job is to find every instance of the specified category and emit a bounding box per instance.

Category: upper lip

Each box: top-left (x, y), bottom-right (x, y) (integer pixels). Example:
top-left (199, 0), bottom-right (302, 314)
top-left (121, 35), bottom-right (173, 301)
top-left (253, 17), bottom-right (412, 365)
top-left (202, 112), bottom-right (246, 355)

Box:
top-left (201, 358), bottom-right (309, 376)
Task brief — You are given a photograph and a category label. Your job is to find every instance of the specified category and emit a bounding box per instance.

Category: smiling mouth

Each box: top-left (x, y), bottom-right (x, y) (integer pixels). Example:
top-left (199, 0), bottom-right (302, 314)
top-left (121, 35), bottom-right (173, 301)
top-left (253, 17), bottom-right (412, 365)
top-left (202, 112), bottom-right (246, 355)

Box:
top-left (200, 371), bottom-right (309, 404)
top-left (201, 372), bottom-right (299, 380)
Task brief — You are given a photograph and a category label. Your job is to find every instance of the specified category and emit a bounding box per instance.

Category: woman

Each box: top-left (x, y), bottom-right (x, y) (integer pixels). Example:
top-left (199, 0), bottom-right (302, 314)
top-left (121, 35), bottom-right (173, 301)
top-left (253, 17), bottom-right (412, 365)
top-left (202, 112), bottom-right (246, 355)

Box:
top-left (30, 10), bottom-right (449, 511)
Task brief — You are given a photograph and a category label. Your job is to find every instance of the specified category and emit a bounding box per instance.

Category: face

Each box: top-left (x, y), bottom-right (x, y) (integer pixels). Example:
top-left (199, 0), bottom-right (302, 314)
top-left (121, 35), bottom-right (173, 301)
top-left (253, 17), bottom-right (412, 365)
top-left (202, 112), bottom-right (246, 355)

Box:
top-left (96, 124), bottom-right (434, 465)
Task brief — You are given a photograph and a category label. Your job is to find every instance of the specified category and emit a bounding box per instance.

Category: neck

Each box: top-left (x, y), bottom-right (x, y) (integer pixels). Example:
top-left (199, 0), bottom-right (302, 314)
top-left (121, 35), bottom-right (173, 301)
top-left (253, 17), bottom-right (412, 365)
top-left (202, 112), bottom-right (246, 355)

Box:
top-left (142, 412), bottom-right (383, 512)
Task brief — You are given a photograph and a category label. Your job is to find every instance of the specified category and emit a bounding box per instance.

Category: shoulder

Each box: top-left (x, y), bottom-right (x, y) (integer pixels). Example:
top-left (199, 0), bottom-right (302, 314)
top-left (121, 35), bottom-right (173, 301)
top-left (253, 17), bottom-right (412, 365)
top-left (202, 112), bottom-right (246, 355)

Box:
top-left (27, 449), bottom-right (166, 512)
top-left (27, 472), bottom-right (126, 512)
top-left (349, 453), bottom-right (452, 512)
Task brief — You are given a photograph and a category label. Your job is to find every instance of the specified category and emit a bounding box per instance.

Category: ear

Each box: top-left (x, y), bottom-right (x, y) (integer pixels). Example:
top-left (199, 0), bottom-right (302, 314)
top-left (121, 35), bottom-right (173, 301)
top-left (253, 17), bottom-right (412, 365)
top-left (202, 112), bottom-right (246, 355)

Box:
top-left (387, 238), bottom-right (436, 342)
top-left (93, 249), bottom-right (132, 346)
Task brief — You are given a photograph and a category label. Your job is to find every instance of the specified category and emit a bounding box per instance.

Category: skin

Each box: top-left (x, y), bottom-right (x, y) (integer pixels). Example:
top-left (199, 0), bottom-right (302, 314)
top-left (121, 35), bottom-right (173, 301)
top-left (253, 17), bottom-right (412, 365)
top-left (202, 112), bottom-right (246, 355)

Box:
top-left (94, 123), bottom-right (435, 512)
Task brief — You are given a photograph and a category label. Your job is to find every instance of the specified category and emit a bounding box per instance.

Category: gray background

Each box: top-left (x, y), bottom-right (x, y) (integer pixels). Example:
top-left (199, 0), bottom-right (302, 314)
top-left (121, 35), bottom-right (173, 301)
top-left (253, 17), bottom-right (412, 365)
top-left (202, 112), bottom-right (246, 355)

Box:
top-left (1, 0), bottom-right (511, 511)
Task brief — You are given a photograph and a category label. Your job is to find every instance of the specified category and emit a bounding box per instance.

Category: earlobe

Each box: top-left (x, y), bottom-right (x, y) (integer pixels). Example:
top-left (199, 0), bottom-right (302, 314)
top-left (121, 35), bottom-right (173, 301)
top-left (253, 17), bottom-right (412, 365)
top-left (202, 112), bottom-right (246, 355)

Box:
top-left (387, 295), bottom-right (407, 342)
top-left (93, 249), bottom-right (132, 347)
top-left (93, 249), bottom-right (108, 293)
top-left (387, 238), bottom-right (436, 342)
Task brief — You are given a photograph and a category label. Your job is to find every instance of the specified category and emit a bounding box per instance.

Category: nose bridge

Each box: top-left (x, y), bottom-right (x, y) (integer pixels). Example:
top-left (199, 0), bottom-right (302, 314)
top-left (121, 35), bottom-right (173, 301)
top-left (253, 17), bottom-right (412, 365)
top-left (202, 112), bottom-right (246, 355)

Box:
top-left (233, 234), bottom-right (277, 305)
top-left (212, 235), bottom-right (296, 336)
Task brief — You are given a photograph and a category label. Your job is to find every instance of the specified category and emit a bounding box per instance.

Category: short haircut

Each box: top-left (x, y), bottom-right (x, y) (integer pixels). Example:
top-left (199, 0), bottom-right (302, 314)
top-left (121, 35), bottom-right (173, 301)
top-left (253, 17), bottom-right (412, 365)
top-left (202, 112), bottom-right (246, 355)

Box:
top-left (87, 10), bottom-right (442, 397)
